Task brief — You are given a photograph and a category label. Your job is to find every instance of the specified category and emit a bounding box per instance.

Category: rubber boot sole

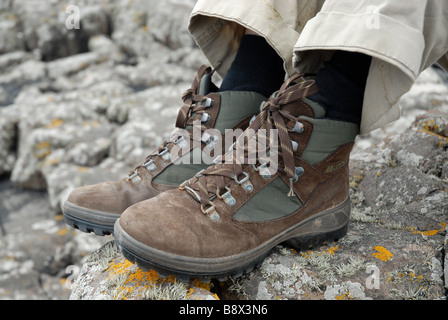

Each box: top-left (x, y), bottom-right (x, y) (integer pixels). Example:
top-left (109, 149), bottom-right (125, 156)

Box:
top-left (114, 197), bottom-right (351, 281)
top-left (62, 201), bottom-right (120, 236)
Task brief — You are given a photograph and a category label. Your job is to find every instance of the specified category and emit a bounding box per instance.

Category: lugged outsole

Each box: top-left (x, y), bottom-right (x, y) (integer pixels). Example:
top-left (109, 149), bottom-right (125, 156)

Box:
top-left (63, 213), bottom-right (114, 236)
top-left (116, 224), bottom-right (347, 282)
top-left (282, 222), bottom-right (348, 251)
top-left (117, 241), bottom-right (268, 282)
top-left (62, 201), bottom-right (118, 236)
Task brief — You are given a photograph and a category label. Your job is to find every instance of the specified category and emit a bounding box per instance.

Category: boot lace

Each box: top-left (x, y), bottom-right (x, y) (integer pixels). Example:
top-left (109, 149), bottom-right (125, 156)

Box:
top-left (180, 73), bottom-right (318, 215)
top-left (128, 65), bottom-right (216, 181)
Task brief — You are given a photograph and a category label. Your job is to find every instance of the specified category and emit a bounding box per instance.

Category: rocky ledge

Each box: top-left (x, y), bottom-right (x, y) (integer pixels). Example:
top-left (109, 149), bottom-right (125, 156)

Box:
top-left (0, 0), bottom-right (201, 300)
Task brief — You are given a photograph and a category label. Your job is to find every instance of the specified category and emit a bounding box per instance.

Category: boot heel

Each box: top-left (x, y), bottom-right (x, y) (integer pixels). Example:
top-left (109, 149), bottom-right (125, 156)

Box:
top-left (283, 198), bottom-right (351, 251)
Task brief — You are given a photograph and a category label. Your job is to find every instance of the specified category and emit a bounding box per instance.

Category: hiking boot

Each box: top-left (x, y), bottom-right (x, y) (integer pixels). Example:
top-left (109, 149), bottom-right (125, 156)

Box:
top-left (114, 74), bottom-right (360, 280)
top-left (62, 65), bottom-right (267, 235)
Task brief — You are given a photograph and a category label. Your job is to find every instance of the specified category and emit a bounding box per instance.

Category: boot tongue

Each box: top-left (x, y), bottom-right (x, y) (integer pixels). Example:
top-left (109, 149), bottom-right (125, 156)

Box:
top-left (199, 71), bottom-right (267, 134)
top-left (213, 91), bottom-right (266, 133)
top-left (198, 72), bottom-right (214, 96)
top-left (276, 97), bottom-right (325, 119)
top-left (188, 71), bottom-right (268, 134)
top-left (267, 77), bottom-right (326, 119)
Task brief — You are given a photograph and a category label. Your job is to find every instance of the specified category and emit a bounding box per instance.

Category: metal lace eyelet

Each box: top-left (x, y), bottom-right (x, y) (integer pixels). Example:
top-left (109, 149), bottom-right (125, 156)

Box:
top-left (293, 121), bottom-right (304, 133)
top-left (178, 179), bottom-right (190, 191)
top-left (234, 172), bottom-right (253, 193)
top-left (143, 159), bottom-right (157, 171)
top-left (255, 163), bottom-right (271, 180)
top-left (221, 187), bottom-right (236, 207)
top-left (291, 140), bottom-right (299, 152)
top-left (157, 147), bottom-right (171, 161)
top-left (174, 136), bottom-right (183, 144)
top-left (242, 181), bottom-right (254, 193)
top-left (184, 185), bottom-right (201, 202)
top-left (128, 171), bottom-right (141, 183)
top-left (216, 188), bottom-right (224, 200)
top-left (201, 132), bottom-right (219, 150)
top-left (293, 166), bottom-right (305, 183)
top-left (234, 172), bottom-right (249, 184)
top-left (201, 204), bottom-right (220, 222)
top-left (249, 115), bottom-right (256, 125)
top-left (201, 112), bottom-right (210, 123)
top-left (174, 136), bottom-right (189, 149)
top-left (204, 97), bottom-right (214, 108)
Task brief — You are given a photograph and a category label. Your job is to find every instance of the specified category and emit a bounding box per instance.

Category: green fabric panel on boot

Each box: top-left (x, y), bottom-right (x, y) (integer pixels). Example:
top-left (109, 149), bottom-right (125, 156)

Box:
top-left (302, 98), bottom-right (326, 118)
top-left (213, 91), bottom-right (266, 133)
top-left (233, 177), bottom-right (302, 222)
top-left (155, 91), bottom-right (266, 186)
top-left (299, 116), bottom-right (359, 165)
top-left (153, 148), bottom-right (212, 186)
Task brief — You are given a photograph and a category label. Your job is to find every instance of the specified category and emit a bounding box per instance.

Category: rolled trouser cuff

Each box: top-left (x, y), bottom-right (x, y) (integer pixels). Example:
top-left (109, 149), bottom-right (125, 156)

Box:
top-left (188, 0), bottom-right (322, 78)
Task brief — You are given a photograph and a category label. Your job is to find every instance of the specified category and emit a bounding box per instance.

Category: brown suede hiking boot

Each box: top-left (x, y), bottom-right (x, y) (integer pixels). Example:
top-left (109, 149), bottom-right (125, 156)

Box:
top-left (114, 74), bottom-right (360, 280)
top-left (62, 65), bottom-right (267, 235)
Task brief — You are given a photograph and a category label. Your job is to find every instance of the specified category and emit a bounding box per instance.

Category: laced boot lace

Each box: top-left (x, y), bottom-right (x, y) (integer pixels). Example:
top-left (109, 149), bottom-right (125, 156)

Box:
top-left (180, 73), bottom-right (318, 216)
top-left (127, 65), bottom-right (216, 181)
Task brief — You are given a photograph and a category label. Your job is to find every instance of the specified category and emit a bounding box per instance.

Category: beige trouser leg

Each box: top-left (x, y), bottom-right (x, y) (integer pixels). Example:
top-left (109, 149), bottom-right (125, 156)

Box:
top-left (188, 0), bottom-right (448, 134)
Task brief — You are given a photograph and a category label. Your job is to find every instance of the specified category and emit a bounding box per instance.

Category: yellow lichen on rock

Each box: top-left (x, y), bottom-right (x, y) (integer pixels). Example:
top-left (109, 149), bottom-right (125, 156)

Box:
top-left (104, 257), bottom-right (218, 300)
top-left (45, 118), bottom-right (64, 128)
top-left (300, 245), bottom-right (339, 259)
top-left (410, 222), bottom-right (446, 236)
top-left (105, 258), bottom-right (165, 299)
top-left (372, 246), bottom-right (393, 262)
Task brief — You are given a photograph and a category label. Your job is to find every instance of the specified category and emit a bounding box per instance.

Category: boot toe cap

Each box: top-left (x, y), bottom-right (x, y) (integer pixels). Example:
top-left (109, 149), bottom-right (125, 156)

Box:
top-left (117, 190), bottom-right (259, 258)
top-left (118, 191), bottom-right (202, 255)
top-left (66, 182), bottom-right (125, 214)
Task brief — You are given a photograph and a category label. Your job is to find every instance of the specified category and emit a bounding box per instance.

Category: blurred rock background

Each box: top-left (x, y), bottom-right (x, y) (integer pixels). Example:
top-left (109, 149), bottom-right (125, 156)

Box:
top-left (0, 0), bottom-right (203, 299)
top-left (0, 0), bottom-right (447, 300)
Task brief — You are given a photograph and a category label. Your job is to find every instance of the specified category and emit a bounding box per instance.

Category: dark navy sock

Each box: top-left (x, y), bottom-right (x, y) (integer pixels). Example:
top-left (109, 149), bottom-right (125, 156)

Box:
top-left (308, 51), bottom-right (372, 125)
top-left (219, 35), bottom-right (285, 97)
